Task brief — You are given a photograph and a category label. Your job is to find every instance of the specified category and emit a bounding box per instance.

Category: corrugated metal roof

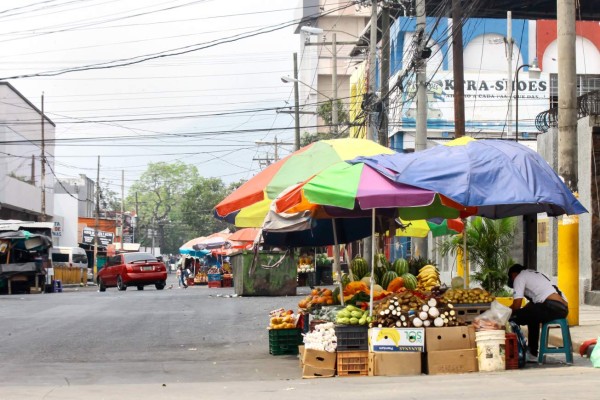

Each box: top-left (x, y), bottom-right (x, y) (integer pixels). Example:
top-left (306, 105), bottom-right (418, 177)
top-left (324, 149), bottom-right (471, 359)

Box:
top-left (0, 220), bottom-right (54, 231)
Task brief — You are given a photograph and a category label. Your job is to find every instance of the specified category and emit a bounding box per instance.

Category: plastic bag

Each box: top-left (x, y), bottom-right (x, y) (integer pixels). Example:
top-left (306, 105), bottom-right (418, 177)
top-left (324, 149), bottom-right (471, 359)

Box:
top-left (473, 300), bottom-right (512, 331)
top-left (590, 337), bottom-right (600, 368)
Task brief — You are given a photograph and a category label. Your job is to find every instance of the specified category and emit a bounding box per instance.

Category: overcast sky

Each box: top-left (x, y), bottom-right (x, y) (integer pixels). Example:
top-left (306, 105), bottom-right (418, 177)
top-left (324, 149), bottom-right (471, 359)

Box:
top-left (0, 0), bottom-right (301, 194)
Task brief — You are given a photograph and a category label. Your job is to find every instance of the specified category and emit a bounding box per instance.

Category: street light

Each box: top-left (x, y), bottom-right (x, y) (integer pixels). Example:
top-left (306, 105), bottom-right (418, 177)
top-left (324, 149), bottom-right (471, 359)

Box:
top-left (281, 76), bottom-right (331, 99)
top-left (281, 75), bottom-right (334, 151)
top-left (515, 58), bottom-right (541, 142)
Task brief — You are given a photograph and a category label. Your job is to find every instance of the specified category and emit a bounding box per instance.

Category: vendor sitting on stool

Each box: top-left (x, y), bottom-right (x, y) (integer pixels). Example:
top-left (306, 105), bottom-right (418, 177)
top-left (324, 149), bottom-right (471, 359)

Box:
top-left (507, 263), bottom-right (569, 363)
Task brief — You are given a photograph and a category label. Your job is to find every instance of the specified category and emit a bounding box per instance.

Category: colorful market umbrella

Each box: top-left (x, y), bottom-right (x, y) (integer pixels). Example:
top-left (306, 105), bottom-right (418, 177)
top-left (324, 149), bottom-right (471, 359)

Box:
top-left (394, 217), bottom-right (464, 238)
top-left (213, 138), bottom-right (394, 227)
top-left (352, 137), bottom-right (587, 218)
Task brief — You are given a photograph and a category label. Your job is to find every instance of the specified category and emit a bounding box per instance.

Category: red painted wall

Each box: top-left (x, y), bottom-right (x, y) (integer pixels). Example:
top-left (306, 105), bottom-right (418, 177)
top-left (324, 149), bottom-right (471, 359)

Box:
top-left (537, 20), bottom-right (600, 70)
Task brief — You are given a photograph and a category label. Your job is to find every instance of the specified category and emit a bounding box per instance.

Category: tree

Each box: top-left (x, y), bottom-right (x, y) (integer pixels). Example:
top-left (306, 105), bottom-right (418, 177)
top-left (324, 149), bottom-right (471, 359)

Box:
top-left (318, 99), bottom-right (349, 127)
top-left (300, 100), bottom-right (350, 147)
top-left (439, 217), bottom-right (517, 295)
top-left (180, 177), bottom-right (234, 238)
top-left (98, 179), bottom-right (120, 218)
top-left (126, 162), bottom-right (198, 253)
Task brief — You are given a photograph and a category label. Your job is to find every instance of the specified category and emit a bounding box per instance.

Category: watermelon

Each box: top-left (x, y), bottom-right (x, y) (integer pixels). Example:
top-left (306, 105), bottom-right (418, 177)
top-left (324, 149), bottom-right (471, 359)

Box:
top-left (341, 273), bottom-right (351, 288)
top-left (402, 273), bottom-right (418, 290)
top-left (393, 258), bottom-right (409, 276)
top-left (350, 257), bottom-right (368, 280)
top-left (380, 271), bottom-right (399, 292)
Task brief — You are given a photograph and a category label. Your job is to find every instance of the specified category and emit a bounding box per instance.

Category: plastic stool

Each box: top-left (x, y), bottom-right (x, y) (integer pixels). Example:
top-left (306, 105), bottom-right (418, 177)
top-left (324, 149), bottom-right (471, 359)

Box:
top-left (538, 318), bottom-right (573, 364)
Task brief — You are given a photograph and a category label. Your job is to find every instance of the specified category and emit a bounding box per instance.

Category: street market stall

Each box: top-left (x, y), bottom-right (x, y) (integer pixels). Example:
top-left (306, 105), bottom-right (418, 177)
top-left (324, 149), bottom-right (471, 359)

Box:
top-left (257, 138), bottom-right (586, 378)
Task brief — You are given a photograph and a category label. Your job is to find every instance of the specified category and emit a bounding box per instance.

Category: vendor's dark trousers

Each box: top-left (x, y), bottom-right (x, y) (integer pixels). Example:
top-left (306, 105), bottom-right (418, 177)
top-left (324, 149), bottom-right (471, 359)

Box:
top-left (511, 300), bottom-right (568, 356)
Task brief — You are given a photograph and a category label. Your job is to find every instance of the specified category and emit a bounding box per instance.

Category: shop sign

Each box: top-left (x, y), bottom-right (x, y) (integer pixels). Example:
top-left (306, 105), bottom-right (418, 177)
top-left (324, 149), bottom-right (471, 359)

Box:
top-left (82, 227), bottom-right (114, 246)
top-left (393, 71), bottom-right (549, 133)
top-left (52, 221), bottom-right (62, 237)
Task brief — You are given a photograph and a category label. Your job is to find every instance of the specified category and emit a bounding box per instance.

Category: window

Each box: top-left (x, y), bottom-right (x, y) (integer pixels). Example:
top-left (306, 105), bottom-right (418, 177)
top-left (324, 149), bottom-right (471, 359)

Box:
top-left (73, 254), bottom-right (88, 263)
top-left (124, 252), bottom-right (156, 263)
top-left (549, 73), bottom-right (600, 108)
top-left (51, 253), bottom-right (69, 263)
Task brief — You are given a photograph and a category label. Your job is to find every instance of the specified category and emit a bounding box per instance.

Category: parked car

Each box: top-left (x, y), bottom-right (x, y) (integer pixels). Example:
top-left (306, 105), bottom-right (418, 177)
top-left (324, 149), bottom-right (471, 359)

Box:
top-left (97, 252), bottom-right (167, 291)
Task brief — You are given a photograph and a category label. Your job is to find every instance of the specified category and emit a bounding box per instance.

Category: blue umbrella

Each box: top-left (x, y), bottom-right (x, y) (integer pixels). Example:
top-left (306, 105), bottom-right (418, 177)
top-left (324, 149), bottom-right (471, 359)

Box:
top-left (352, 138), bottom-right (586, 218)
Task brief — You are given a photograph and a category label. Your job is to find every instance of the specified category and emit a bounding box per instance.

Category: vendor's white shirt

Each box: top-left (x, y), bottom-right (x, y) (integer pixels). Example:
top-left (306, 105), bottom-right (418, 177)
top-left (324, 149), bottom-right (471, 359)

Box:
top-left (513, 270), bottom-right (563, 304)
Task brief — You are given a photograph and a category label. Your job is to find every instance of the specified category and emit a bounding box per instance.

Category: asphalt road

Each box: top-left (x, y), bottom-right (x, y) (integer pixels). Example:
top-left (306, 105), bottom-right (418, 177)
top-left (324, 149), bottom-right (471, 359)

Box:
top-left (1, 274), bottom-right (598, 400)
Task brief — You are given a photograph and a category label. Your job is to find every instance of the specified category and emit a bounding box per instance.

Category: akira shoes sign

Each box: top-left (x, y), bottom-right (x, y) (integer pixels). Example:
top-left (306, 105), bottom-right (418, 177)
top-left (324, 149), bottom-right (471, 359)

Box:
top-left (396, 71), bottom-right (549, 134)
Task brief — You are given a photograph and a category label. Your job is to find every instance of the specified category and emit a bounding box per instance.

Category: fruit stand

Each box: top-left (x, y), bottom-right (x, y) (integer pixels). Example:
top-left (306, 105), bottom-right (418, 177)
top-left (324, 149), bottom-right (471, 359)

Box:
top-left (267, 256), bottom-right (522, 378)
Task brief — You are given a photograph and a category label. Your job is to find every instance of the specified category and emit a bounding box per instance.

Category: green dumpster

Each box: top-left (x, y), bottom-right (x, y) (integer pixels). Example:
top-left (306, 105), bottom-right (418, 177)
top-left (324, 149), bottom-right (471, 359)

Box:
top-left (231, 250), bottom-right (297, 296)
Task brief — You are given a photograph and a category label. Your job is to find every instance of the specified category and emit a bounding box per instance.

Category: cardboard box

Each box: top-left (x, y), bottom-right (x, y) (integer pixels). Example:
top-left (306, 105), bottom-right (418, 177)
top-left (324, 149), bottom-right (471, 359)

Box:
top-left (425, 326), bottom-right (476, 351)
top-left (301, 348), bottom-right (337, 369)
top-left (368, 352), bottom-right (422, 376)
top-left (302, 364), bottom-right (335, 379)
top-left (298, 345), bottom-right (305, 368)
top-left (369, 328), bottom-right (425, 352)
top-left (426, 348), bottom-right (479, 375)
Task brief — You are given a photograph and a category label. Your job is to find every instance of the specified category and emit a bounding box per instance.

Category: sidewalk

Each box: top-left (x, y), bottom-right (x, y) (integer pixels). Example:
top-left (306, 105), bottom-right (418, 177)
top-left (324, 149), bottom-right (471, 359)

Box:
top-left (550, 303), bottom-right (600, 353)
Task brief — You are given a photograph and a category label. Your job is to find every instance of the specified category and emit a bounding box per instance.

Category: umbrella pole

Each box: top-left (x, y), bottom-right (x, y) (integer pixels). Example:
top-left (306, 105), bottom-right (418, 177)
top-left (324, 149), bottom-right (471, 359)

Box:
top-left (369, 208), bottom-right (376, 317)
top-left (462, 218), bottom-right (469, 289)
top-left (332, 218), bottom-right (344, 306)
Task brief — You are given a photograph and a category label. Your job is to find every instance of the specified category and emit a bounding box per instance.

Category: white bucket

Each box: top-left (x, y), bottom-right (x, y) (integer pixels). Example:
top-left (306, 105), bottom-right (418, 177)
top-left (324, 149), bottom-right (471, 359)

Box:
top-left (475, 330), bottom-right (506, 372)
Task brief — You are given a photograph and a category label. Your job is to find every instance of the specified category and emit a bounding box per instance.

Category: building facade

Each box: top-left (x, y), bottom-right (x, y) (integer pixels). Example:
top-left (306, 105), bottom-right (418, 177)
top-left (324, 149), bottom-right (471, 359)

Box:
top-left (0, 82), bottom-right (55, 222)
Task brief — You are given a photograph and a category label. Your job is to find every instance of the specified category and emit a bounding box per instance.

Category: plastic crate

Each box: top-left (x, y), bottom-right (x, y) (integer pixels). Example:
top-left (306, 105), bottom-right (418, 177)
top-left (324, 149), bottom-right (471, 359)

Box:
top-left (208, 281), bottom-right (222, 288)
top-left (208, 273), bottom-right (222, 282)
top-left (269, 328), bottom-right (302, 355)
top-left (335, 325), bottom-right (369, 351)
top-left (453, 303), bottom-right (491, 323)
top-left (505, 333), bottom-right (519, 370)
top-left (337, 350), bottom-right (369, 376)
top-left (221, 277), bottom-right (233, 288)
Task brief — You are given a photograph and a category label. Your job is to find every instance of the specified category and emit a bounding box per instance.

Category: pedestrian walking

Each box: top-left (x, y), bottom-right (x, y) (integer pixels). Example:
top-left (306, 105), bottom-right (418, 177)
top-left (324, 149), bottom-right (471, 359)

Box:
top-left (176, 266), bottom-right (184, 288)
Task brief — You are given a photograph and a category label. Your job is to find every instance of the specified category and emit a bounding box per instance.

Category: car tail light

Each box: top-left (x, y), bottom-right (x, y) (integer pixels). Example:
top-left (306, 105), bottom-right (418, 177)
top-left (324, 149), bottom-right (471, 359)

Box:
top-left (126, 265), bottom-right (134, 273)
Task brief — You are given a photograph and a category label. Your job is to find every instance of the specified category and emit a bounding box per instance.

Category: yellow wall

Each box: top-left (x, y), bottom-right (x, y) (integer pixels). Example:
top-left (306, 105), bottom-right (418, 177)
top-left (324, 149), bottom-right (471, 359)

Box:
top-left (349, 62), bottom-right (367, 139)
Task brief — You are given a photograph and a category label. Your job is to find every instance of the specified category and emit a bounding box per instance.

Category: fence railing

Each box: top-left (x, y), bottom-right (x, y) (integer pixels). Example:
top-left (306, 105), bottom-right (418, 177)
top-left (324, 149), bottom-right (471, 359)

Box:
top-left (535, 89), bottom-right (600, 133)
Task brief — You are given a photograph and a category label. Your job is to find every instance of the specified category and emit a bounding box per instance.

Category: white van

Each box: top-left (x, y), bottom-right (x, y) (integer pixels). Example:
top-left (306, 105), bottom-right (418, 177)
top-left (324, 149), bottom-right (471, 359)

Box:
top-left (50, 247), bottom-right (90, 280)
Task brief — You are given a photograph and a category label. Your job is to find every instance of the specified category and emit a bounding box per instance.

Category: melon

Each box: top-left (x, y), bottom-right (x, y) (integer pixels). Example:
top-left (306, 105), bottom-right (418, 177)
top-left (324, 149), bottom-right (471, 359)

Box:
top-left (402, 273), bottom-right (418, 290)
top-left (380, 271), bottom-right (399, 292)
top-left (350, 257), bottom-right (369, 279)
top-left (393, 258), bottom-right (409, 276)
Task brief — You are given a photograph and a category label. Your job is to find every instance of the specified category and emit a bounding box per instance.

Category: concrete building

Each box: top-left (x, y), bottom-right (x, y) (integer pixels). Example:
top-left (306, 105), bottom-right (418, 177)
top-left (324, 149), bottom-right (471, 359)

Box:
top-left (294, 0), bottom-right (370, 137)
top-left (54, 174), bottom-right (96, 218)
top-left (0, 82), bottom-right (55, 222)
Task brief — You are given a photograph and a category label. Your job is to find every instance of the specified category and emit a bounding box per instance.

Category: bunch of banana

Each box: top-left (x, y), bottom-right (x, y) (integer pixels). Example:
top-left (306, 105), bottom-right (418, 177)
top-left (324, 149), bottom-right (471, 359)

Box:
top-left (417, 264), bottom-right (441, 291)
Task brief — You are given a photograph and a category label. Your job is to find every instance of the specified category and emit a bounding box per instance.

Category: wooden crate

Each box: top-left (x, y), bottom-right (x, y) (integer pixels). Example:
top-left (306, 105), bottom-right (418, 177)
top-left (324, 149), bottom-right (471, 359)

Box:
top-left (337, 350), bottom-right (369, 377)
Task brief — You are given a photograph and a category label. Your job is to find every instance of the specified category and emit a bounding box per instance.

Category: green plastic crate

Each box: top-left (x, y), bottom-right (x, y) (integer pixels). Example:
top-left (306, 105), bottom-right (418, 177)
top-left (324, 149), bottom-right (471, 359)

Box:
top-left (268, 328), bottom-right (302, 355)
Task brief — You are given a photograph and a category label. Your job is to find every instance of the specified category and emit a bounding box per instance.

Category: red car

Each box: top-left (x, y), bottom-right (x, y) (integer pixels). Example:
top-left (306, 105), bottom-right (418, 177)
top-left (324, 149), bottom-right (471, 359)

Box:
top-left (97, 252), bottom-right (167, 291)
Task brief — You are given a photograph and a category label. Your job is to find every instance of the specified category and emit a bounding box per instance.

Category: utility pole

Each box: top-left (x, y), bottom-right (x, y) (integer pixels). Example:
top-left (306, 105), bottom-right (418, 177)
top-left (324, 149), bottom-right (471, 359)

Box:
top-left (30, 155), bottom-right (35, 185)
top-left (451, 0), bottom-right (465, 138)
top-left (332, 33), bottom-right (338, 135)
top-left (506, 11), bottom-right (514, 139)
top-left (556, 0), bottom-right (579, 326)
top-left (254, 137), bottom-right (293, 168)
top-left (121, 170), bottom-right (125, 246)
top-left (94, 156), bottom-right (100, 281)
top-left (367, 0), bottom-right (378, 142)
top-left (557, 0), bottom-right (577, 189)
top-left (380, 3), bottom-right (390, 148)
top-left (413, 0), bottom-right (428, 258)
top-left (364, 0), bottom-right (379, 267)
top-left (293, 52), bottom-right (301, 150)
top-left (415, 0), bottom-right (428, 151)
top-left (135, 192), bottom-right (139, 243)
top-left (40, 93), bottom-right (46, 222)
